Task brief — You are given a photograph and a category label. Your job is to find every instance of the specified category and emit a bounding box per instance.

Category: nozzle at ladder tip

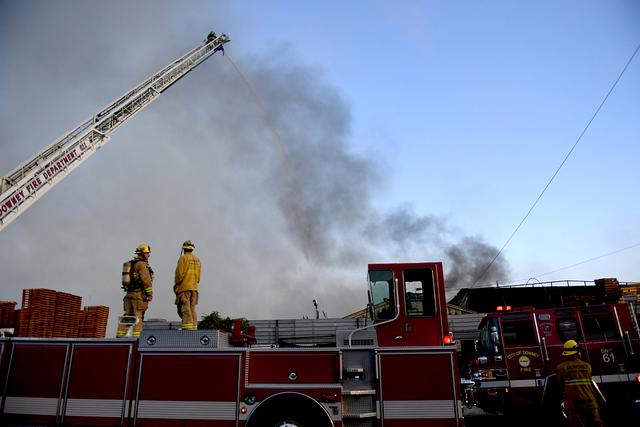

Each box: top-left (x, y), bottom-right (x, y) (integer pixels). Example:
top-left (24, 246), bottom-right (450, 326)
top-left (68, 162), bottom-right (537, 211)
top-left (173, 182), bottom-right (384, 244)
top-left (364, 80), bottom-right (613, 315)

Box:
top-left (205, 31), bottom-right (230, 44)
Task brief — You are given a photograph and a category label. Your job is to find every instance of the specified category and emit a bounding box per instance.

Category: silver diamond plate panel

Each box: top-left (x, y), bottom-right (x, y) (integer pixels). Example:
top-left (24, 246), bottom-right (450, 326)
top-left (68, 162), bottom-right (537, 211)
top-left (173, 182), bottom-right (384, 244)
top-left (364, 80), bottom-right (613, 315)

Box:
top-left (343, 395), bottom-right (375, 412)
top-left (138, 329), bottom-right (227, 351)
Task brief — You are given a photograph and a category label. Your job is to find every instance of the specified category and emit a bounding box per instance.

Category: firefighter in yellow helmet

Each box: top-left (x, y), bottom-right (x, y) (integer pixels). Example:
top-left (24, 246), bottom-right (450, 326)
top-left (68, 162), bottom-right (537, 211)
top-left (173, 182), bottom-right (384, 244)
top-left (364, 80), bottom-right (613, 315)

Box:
top-left (116, 244), bottom-right (154, 338)
top-left (555, 339), bottom-right (603, 427)
top-left (174, 240), bottom-right (201, 330)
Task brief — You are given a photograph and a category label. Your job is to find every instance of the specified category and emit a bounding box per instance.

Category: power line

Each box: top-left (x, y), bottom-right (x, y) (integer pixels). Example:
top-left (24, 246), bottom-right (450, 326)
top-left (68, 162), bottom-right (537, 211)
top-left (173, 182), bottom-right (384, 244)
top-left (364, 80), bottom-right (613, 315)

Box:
top-left (471, 41), bottom-right (640, 288)
top-left (486, 241), bottom-right (640, 287)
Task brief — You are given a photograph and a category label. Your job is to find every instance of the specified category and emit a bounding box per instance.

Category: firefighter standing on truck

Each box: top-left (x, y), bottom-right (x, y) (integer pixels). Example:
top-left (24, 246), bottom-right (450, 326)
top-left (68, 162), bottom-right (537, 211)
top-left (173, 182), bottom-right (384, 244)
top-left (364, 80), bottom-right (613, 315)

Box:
top-left (174, 240), bottom-right (201, 330)
top-left (556, 340), bottom-right (603, 427)
top-left (117, 244), bottom-right (154, 338)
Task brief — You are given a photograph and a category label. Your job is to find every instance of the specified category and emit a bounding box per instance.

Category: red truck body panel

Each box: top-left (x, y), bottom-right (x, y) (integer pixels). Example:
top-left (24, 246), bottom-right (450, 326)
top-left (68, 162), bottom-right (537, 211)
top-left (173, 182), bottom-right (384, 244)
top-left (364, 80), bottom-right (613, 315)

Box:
top-left (64, 343), bottom-right (134, 426)
top-left (134, 353), bottom-right (241, 426)
top-left (248, 351), bottom-right (339, 384)
top-left (379, 351), bottom-right (461, 426)
top-left (0, 262), bottom-right (463, 426)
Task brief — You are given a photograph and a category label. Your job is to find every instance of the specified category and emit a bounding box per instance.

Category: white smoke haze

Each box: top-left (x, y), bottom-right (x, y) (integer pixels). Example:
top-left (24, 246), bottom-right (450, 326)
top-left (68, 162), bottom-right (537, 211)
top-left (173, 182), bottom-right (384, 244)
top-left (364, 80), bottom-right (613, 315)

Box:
top-left (0, 1), bottom-right (509, 331)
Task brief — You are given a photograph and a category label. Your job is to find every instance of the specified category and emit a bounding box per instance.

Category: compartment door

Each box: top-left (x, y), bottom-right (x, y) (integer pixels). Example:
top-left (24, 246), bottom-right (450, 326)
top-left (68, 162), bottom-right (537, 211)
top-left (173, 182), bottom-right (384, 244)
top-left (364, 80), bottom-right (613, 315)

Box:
top-left (1, 342), bottom-right (69, 426)
top-left (379, 351), bottom-right (461, 426)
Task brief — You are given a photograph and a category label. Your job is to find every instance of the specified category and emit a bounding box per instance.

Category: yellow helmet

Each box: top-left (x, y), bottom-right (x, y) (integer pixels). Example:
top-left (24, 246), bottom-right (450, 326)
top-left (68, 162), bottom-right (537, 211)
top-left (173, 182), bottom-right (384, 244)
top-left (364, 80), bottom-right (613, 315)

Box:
top-left (562, 339), bottom-right (579, 356)
top-left (135, 243), bottom-right (151, 254)
top-left (182, 240), bottom-right (195, 251)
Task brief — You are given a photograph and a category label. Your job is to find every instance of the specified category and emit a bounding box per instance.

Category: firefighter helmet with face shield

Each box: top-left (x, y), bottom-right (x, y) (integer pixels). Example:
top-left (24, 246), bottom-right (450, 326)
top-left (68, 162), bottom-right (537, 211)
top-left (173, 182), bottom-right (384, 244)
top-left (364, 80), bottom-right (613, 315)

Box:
top-left (562, 339), bottom-right (579, 356)
top-left (182, 240), bottom-right (195, 251)
top-left (135, 244), bottom-right (151, 255)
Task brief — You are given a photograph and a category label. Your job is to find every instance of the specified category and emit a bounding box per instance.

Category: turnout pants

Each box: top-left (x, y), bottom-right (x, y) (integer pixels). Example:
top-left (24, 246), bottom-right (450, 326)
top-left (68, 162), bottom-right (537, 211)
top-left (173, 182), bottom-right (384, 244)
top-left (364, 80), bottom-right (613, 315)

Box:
top-left (176, 290), bottom-right (199, 330)
top-left (116, 291), bottom-right (148, 338)
top-left (566, 408), bottom-right (602, 427)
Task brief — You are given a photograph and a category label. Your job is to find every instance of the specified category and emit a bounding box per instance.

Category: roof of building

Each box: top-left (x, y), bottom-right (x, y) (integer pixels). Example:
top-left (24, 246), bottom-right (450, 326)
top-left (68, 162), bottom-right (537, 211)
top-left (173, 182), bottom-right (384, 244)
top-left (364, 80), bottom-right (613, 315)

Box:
top-left (447, 279), bottom-right (627, 313)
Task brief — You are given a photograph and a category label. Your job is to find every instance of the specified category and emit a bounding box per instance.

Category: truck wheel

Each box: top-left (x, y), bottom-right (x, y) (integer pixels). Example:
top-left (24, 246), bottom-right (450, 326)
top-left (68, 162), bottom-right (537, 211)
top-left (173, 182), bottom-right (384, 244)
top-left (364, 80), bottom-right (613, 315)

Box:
top-left (246, 393), bottom-right (333, 427)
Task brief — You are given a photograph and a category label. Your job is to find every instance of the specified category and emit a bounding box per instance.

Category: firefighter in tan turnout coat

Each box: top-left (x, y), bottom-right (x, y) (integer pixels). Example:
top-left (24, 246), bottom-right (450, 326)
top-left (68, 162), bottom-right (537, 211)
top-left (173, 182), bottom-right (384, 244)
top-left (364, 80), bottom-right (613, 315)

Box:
top-left (556, 340), bottom-right (603, 427)
top-left (117, 244), bottom-right (154, 338)
top-left (174, 240), bottom-right (201, 330)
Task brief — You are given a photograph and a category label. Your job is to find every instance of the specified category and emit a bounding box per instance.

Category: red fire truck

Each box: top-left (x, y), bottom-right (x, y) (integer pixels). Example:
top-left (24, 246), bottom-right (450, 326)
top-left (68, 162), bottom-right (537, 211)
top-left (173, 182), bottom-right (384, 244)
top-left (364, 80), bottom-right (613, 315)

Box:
top-left (0, 262), bottom-right (464, 426)
top-left (470, 298), bottom-right (640, 422)
top-left (0, 33), bottom-right (462, 427)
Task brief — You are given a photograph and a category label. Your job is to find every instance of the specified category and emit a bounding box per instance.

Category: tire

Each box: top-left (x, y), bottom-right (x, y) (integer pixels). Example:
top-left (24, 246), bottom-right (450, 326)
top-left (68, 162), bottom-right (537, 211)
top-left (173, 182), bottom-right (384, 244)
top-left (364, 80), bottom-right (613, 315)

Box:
top-left (246, 393), bottom-right (333, 427)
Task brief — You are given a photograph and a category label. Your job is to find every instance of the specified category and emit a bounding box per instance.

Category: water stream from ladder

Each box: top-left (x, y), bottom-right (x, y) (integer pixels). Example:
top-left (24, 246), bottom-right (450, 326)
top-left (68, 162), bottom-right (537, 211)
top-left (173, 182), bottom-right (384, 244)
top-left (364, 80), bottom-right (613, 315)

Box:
top-left (225, 54), bottom-right (292, 168)
top-left (224, 54), bottom-right (310, 254)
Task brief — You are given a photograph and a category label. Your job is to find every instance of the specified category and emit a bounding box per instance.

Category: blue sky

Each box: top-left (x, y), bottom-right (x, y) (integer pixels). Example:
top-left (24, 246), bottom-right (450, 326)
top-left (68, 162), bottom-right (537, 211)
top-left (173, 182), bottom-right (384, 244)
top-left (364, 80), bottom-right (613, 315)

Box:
top-left (237, 1), bottom-right (640, 283)
top-left (0, 1), bottom-right (638, 326)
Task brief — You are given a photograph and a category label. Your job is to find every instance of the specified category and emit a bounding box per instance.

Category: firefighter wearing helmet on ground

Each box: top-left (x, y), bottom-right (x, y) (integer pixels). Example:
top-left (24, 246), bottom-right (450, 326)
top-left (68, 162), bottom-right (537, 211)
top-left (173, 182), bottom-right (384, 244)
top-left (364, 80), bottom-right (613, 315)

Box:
top-left (174, 240), bottom-right (201, 330)
top-left (117, 244), bottom-right (154, 338)
top-left (555, 339), bottom-right (603, 427)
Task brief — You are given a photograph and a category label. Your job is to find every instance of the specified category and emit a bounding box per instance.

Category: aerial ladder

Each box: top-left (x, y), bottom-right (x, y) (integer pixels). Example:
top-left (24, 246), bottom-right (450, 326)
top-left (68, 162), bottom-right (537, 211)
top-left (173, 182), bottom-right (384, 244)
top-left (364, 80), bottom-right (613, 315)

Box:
top-left (0, 32), bottom-right (230, 231)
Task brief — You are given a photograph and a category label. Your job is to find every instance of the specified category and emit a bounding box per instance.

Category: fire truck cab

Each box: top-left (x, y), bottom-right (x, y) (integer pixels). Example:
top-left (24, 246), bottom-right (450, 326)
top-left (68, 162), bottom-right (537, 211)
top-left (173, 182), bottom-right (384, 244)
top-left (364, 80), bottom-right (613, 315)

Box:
top-left (472, 301), bottom-right (640, 421)
top-left (0, 262), bottom-right (463, 427)
top-left (367, 262), bottom-right (451, 347)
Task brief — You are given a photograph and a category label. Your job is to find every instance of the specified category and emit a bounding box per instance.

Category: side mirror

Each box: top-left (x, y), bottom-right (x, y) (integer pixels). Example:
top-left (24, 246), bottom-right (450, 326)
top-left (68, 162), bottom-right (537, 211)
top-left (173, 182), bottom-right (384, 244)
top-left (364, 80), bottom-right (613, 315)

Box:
top-left (490, 325), bottom-right (500, 353)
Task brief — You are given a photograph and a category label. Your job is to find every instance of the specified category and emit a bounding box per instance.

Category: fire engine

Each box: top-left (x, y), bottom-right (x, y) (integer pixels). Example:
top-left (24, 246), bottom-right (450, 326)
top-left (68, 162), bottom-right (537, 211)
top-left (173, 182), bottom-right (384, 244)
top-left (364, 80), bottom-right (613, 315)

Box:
top-left (1, 262), bottom-right (462, 426)
top-left (0, 33), bottom-right (463, 426)
top-left (469, 284), bottom-right (640, 422)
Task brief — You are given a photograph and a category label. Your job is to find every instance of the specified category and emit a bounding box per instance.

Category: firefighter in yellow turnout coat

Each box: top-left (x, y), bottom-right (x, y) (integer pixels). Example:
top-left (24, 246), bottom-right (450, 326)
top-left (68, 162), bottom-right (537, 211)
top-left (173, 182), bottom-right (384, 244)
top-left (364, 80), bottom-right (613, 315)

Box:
top-left (117, 244), bottom-right (154, 338)
top-left (174, 240), bottom-right (201, 330)
top-left (556, 340), bottom-right (603, 427)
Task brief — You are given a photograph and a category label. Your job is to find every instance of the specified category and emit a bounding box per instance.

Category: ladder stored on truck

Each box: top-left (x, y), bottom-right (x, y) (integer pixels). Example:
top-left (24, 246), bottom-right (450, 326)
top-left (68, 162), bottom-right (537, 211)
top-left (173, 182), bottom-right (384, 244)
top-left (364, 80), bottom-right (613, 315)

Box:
top-left (0, 32), bottom-right (230, 231)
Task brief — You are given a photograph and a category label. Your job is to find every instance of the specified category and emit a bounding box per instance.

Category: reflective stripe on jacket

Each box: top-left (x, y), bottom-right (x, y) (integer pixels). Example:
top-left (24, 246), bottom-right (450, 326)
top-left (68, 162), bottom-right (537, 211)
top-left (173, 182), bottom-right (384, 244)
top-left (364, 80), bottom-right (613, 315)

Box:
top-left (556, 358), bottom-right (598, 409)
top-left (174, 252), bottom-right (201, 294)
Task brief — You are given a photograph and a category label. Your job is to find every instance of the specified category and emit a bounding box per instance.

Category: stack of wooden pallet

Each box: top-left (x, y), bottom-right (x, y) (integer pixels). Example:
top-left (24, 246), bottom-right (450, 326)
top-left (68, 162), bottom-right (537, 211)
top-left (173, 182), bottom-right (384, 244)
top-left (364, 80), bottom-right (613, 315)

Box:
top-left (78, 305), bottom-right (109, 338)
top-left (12, 289), bottom-right (109, 338)
top-left (594, 277), bottom-right (622, 302)
top-left (21, 288), bottom-right (57, 337)
top-left (52, 292), bottom-right (82, 337)
top-left (620, 283), bottom-right (640, 302)
top-left (0, 301), bottom-right (17, 329)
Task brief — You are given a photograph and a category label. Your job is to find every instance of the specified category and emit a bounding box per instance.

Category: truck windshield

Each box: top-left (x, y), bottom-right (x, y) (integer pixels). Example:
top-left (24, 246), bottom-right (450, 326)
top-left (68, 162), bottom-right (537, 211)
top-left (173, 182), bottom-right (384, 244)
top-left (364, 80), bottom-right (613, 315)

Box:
top-left (502, 320), bottom-right (536, 345)
top-left (369, 269), bottom-right (395, 321)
